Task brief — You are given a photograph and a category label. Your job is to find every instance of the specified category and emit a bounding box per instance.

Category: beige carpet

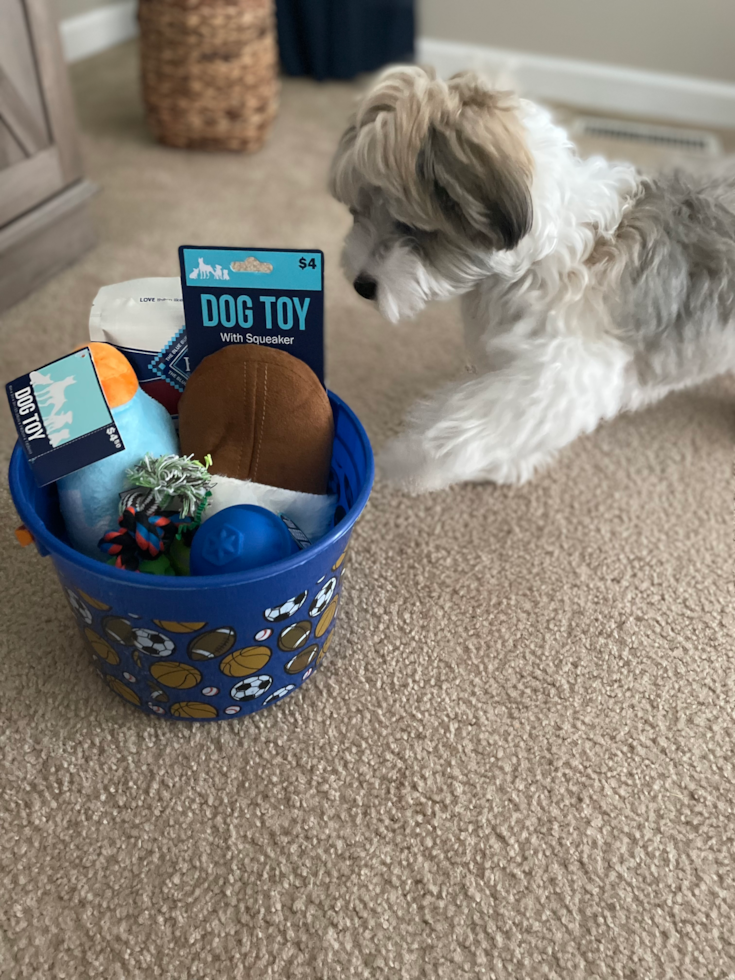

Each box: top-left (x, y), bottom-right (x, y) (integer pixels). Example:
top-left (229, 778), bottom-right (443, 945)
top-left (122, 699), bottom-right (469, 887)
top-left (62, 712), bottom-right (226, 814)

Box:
top-left (1, 41), bottom-right (734, 980)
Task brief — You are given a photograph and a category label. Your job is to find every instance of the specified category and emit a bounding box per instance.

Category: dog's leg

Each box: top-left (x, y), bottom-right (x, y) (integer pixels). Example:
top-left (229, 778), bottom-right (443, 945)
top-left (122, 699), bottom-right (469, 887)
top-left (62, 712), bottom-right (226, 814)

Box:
top-left (378, 336), bottom-right (632, 492)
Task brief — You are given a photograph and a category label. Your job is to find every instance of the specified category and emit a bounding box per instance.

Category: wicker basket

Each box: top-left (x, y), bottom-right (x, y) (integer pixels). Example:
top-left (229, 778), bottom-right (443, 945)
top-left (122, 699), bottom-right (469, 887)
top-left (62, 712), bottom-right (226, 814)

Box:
top-left (138, 0), bottom-right (279, 152)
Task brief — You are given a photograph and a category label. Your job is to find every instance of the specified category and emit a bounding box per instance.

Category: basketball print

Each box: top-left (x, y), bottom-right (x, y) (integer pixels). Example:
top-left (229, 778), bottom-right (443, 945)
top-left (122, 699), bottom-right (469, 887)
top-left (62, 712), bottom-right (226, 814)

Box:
top-left (150, 661), bottom-right (202, 689)
top-left (105, 676), bottom-right (141, 705)
top-left (332, 549), bottom-right (348, 571)
top-left (78, 591), bottom-right (111, 611)
top-left (188, 626), bottom-right (236, 661)
top-left (153, 620), bottom-right (208, 633)
top-left (315, 597), bottom-right (339, 638)
top-left (263, 591), bottom-right (308, 623)
top-left (231, 675), bottom-right (272, 701)
top-left (102, 616), bottom-right (135, 646)
top-left (220, 646), bottom-right (271, 678)
top-left (278, 621), bottom-right (312, 652)
top-left (309, 577), bottom-right (337, 618)
top-left (170, 701), bottom-right (218, 719)
top-left (83, 628), bottom-right (120, 665)
top-left (284, 644), bottom-right (319, 675)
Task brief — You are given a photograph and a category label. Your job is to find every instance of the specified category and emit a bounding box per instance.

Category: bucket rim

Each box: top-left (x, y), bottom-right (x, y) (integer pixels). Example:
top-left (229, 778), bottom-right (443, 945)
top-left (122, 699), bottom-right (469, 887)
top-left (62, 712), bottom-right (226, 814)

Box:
top-left (8, 390), bottom-right (374, 590)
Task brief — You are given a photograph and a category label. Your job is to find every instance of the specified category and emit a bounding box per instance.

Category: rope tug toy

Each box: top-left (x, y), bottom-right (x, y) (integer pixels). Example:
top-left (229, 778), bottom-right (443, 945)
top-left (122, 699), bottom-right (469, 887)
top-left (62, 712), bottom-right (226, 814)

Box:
top-left (99, 454), bottom-right (213, 572)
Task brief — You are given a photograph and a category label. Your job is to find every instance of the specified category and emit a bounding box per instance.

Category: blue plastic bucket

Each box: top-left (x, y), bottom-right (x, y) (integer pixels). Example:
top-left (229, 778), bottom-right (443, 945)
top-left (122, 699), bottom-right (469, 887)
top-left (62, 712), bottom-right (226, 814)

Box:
top-left (8, 393), bottom-right (374, 721)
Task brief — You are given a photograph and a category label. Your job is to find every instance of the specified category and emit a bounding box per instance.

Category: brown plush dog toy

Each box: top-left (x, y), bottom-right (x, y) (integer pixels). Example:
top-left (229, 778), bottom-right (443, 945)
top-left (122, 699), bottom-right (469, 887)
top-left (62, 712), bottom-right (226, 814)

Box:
top-left (178, 346), bottom-right (333, 495)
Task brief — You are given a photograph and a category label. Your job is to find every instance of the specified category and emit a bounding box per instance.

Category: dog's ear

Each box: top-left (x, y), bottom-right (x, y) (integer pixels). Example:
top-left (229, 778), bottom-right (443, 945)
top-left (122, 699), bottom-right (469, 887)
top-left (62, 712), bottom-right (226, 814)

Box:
top-left (415, 90), bottom-right (533, 251)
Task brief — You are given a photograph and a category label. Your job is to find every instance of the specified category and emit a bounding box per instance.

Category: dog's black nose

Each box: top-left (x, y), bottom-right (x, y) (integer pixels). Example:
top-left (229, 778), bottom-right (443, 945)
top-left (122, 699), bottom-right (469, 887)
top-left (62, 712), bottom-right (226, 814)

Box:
top-left (353, 275), bottom-right (377, 301)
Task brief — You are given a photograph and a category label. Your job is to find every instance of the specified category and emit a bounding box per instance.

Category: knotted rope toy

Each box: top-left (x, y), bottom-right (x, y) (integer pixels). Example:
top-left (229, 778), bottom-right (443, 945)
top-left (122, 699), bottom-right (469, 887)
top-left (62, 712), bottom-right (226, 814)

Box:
top-left (99, 454), bottom-right (213, 572)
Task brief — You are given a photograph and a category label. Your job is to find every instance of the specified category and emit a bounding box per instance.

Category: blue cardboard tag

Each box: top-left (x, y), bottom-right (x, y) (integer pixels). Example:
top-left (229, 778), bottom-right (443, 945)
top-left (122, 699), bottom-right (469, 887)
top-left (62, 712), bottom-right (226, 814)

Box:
top-left (5, 348), bottom-right (124, 486)
top-left (179, 246), bottom-right (325, 382)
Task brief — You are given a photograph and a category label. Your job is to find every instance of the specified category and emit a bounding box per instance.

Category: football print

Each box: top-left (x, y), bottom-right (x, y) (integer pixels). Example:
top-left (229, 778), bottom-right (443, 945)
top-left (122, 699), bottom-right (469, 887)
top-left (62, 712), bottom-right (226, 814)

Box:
top-left (147, 680), bottom-right (169, 703)
top-left (83, 628), bottom-right (120, 665)
top-left (284, 644), bottom-right (319, 675)
top-left (132, 628), bottom-right (175, 658)
top-left (78, 591), bottom-right (110, 611)
top-left (188, 626), bottom-right (236, 661)
top-left (317, 629), bottom-right (334, 665)
top-left (105, 675), bottom-right (141, 705)
top-left (263, 591), bottom-right (308, 623)
top-left (309, 577), bottom-right (337, 618)
top-left (278, 621), bottom-right (312, 652)
top-left (102, 616), bottom-right (135, 646)
top-left (264, 685), bottom-right (295, 706)
top-left (231, 675), bottom-right (273, 701)
top-left (332, 549), bottom-right (348, 571)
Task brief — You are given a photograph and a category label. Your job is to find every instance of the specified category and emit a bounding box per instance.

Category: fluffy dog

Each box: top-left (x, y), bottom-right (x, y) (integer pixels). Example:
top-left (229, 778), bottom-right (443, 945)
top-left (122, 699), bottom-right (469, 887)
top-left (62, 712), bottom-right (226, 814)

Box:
top-left (329, 66), bottom-right (735, 491)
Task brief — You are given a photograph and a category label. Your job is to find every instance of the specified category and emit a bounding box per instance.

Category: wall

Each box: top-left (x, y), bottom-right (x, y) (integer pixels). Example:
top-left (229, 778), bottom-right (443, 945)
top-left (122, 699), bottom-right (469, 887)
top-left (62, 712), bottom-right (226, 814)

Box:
top-left (58, 0), bottom-right (119, 18)
top-left (419, 0), bottom-right (735, 84)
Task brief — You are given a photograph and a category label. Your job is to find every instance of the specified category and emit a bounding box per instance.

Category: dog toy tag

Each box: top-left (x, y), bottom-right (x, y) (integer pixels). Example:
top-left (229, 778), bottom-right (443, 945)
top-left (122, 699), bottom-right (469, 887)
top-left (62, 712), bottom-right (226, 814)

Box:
top-left (179, 246), bottom-right (325, 382)
top-left (5, 348), bottom-right (125, 486)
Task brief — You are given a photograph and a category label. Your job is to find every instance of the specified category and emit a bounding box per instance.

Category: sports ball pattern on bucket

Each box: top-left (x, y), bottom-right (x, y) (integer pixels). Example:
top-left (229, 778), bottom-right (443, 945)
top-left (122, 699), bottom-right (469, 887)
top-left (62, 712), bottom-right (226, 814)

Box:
top-left (60, 549), bottom-right (348, 720)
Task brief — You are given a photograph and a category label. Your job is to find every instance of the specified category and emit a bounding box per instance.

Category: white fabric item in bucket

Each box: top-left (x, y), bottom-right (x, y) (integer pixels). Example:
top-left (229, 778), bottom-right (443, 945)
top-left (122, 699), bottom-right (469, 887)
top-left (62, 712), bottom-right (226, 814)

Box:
top-left (203, 476), bottom-right (337, 544)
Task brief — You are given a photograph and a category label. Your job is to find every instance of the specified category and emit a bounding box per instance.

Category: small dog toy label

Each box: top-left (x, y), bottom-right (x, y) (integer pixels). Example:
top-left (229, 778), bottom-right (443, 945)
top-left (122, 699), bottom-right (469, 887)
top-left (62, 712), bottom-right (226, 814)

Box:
top-left (179, 246), bottom-right (325, 382)
top-left (5, 348), bottom-right (125, 486)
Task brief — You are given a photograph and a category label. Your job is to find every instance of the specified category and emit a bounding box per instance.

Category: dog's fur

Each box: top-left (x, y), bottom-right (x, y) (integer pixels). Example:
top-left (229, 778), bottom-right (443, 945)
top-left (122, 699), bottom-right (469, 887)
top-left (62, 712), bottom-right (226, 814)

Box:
top-left (329, 66), bottom-right (735, 491)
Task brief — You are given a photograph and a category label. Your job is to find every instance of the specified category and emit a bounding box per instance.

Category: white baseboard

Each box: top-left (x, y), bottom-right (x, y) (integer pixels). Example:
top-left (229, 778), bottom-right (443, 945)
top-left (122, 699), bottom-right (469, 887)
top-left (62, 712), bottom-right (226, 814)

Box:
top-left (60, 0), bottom-right (138, 63)
top-left (418, 37), bottom-right (735, 129)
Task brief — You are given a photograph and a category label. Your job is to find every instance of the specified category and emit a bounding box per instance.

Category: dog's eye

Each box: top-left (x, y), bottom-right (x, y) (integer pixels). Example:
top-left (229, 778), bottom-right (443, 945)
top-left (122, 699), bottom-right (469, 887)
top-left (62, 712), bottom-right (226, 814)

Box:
top-left (395, 221), bottom-right (418, 237)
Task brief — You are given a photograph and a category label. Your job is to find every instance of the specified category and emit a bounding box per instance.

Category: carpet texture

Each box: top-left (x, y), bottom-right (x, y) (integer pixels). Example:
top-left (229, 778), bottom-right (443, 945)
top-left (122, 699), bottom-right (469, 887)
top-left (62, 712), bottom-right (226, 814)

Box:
top-left (1, 42), bottom-right (734, 980)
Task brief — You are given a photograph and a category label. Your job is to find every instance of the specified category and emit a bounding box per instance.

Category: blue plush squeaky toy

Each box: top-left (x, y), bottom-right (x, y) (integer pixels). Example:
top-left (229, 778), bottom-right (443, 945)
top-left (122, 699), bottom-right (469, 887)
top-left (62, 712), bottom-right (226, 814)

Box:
top-left (58, 343), bottom-right (178, 559)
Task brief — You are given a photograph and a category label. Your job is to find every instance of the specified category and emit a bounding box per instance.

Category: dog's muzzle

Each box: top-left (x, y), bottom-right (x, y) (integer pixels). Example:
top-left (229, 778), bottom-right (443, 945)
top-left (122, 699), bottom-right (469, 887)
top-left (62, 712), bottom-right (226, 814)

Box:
top-left (353, 275), bottom-right (377, 301)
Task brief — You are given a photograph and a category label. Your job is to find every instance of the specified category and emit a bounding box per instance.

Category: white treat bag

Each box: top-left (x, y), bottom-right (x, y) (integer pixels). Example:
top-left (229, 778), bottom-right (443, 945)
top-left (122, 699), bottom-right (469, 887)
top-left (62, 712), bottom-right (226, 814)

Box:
top-left (89, 277), bottom-right (188, 415)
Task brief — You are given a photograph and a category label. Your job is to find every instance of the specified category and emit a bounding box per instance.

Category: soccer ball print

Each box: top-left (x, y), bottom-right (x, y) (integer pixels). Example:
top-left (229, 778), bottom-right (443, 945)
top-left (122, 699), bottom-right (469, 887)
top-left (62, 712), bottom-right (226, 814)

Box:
top-left (309, 577), bottom-right (337, 618)
top-left (59, 538), bottom-right (347, 720)
top-left (263, 591), bottom-right (308, 623)
top-left (132, 628), bottom-right (176, 658)
top-left (231, 675), bottom-right (273, 701)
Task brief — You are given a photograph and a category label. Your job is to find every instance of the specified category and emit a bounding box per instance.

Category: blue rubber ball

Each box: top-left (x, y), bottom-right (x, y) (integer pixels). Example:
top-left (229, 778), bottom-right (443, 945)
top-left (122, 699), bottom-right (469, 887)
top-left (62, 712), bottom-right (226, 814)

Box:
top-left (190, 505), bottom-right (298, 576)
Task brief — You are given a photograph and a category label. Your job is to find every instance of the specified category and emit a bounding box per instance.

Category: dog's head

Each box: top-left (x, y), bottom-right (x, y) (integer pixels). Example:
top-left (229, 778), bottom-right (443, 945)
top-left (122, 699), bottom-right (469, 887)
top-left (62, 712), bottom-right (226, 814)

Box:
top-left (329, 66), bottom-right (534, 322)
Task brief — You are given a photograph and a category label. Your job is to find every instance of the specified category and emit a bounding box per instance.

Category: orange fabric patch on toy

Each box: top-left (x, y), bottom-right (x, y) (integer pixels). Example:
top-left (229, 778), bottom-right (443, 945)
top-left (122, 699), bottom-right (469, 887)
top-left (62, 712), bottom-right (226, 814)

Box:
top-left (77, 342), bottom-right (139, 408)
top-left (178, 346), bottom-right (333, 495)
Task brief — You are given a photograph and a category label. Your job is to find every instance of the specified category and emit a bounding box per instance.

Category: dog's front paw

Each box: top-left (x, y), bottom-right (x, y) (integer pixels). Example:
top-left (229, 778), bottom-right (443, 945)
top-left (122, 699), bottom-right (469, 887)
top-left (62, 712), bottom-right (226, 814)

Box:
top-left (469, 452), bottom-right (555, 486)
top-left (377, 434), bottom-right (452, 494)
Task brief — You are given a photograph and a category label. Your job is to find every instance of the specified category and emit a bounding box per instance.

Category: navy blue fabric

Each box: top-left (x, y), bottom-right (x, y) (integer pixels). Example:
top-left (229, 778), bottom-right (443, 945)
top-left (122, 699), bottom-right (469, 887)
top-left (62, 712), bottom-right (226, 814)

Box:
top-left (276, 0), bottom-right (415, 81)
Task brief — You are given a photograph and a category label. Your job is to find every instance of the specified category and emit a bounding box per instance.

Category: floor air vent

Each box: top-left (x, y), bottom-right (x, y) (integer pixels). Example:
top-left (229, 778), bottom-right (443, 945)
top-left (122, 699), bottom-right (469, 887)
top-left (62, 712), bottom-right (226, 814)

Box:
top-left (572, 117), bottom-right (722, 156)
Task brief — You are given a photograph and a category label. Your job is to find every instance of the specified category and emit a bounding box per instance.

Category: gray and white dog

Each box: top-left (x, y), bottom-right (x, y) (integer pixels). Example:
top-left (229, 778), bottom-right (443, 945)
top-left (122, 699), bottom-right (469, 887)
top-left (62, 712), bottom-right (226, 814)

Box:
top-left (330, 66), bottom-right (735, 492)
